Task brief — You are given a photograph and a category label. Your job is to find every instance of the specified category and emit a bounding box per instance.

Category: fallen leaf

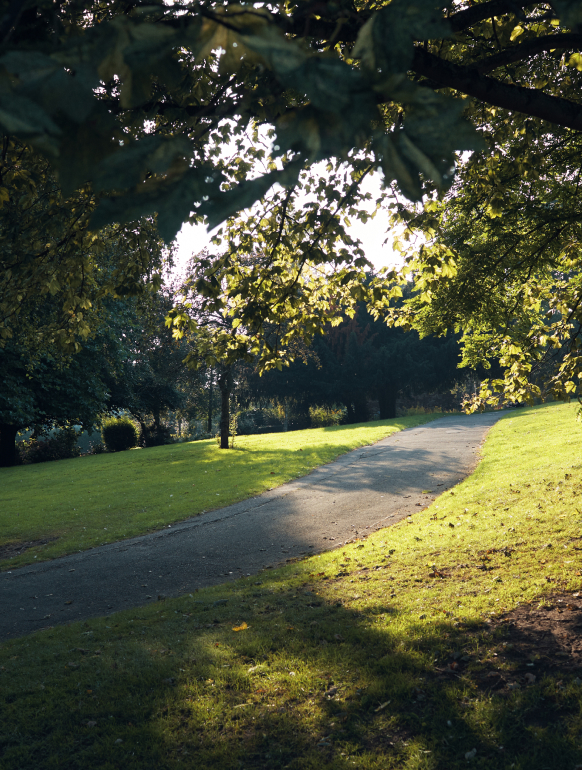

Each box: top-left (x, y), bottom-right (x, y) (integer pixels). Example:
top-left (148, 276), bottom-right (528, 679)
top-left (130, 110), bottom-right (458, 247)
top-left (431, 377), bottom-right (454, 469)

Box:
top-left (232, 622), bottom-right (248, 632)
top-left (525, 673), bottom-right (536, 684)
top-left (87, 721), bottom-right (97, 727)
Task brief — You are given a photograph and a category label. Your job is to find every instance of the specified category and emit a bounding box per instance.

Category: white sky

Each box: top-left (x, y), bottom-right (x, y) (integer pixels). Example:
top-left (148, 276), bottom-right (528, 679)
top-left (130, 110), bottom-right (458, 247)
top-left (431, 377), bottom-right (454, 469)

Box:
top-left (173, 172), bottom-right (404, 276)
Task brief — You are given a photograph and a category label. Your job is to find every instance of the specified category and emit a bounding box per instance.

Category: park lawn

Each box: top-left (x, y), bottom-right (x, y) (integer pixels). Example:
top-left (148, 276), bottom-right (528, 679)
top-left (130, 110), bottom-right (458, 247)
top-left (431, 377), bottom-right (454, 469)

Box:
top-left (1, 402), bottom-right (582, 769)
top-left (0, 415), bottom-right (437, 570)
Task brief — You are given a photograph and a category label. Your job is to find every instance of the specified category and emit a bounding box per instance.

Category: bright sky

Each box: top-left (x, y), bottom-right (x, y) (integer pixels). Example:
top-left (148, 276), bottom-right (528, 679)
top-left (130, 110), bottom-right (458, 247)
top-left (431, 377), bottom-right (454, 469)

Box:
top-left (173, 172), bottom-right (404, 277)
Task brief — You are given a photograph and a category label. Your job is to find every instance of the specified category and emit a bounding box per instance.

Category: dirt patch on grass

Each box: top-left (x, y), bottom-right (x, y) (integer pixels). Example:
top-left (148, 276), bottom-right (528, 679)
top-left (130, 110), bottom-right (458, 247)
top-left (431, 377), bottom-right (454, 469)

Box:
top-left (0, 537), bottom-right (58, 562)
top-left (488, 592), bottom-right (582, 673)
top-left (436, 592), bottom-right (582, 699)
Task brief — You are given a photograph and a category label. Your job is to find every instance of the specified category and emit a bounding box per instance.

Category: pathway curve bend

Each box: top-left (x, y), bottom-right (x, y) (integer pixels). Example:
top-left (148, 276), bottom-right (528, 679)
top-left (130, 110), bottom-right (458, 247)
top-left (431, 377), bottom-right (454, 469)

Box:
top-left (1, 411), bottom-right (504, 640)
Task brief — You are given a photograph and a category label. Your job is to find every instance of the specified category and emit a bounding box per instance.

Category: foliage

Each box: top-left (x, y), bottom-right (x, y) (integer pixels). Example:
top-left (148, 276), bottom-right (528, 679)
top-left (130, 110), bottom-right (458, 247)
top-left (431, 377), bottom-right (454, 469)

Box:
top-left (388, 116), bottom-right (582, 408)
top-left (112, 288), bottom-right (205, 442)
top-left (0, 0), bottom-right (484, 241)
top-left (2, 405), bottom-right (582, 770)
top-left (308, 405), bottom-right (343, 428)
top-left (0, 137), bottom-right (174, 466)
top-left (0, 339), bottom-right (112, 467)
top-left (244, 302), bottom-right (465, 422)
top-left (101, 416), bottom-right (139, 452)
top-left (0, 138), bottom-right (169, 353)
top-left (0, 415), bottom-right (436, 571)
top-left (4, 1), bottom-right (582, 398)
top-left (17, 427), bottom-right (81, 465)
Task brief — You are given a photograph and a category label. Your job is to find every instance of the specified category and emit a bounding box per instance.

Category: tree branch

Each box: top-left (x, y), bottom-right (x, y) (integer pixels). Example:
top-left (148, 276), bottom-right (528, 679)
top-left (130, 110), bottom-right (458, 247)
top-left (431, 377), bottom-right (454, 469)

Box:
top-left (474, 32), bottom-right (582, 72)
top-left (411, 47), bottom-right (582, 131)
top-left (447, 0), bottom-right (539, 33)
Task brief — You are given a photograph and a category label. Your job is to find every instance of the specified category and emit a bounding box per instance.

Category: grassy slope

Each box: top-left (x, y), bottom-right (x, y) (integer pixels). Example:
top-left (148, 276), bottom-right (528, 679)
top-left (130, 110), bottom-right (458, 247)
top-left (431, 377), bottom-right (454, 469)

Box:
top-left (0, 416), bottom-right (435, 570)
top-left (2, 403), bottom-right (582, 770)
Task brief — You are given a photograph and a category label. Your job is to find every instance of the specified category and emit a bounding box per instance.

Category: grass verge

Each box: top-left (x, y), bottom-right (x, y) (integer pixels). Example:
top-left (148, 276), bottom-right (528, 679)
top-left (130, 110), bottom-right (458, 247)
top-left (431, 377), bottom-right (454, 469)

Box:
top-left (0, 416), bottom-right (436, 570)
top-left (2, 402), bottom-right (582, 769)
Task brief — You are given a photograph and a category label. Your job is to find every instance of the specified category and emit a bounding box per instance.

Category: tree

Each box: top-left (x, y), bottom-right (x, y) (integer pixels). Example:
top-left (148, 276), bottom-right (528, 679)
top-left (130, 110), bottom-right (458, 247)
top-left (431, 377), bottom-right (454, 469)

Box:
top-left (387, 113), bottom-right (582, 407)
top-left (0, 338), bottom-right (110, 467)
top-left (4, 0), bottom-right (582, 397)
top-left (111, 289), bottom-right (205, 445)
top-left (241, 302), bottom-right (464, 423)
top-left (0, 137), bottom-right (168, 353)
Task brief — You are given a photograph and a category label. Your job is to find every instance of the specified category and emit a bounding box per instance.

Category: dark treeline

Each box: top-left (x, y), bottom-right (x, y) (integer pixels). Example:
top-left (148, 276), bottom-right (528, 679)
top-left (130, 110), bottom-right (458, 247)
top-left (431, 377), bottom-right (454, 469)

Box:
top-left (1, 287), bottom-right (484, 466)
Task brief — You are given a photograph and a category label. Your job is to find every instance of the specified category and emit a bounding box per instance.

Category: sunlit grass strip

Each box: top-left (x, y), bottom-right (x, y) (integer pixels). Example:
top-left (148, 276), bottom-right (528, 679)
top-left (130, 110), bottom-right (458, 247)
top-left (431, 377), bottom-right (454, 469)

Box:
top-left (1, 403), bottom-right (582, 769)
top-left (0, 415), bottom-right (436, 569)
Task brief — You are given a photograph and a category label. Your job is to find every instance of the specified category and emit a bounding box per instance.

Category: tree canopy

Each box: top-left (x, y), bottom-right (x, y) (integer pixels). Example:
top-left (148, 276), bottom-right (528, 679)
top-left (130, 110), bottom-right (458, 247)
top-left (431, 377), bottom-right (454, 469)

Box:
top-left (3, 0), bottom-right (582, 399)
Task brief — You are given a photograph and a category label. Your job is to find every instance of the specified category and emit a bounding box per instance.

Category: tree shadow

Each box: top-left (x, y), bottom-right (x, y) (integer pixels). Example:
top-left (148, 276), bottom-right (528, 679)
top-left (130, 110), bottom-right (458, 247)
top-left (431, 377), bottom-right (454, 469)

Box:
top-left (3, 575), bottom-right (581, 769)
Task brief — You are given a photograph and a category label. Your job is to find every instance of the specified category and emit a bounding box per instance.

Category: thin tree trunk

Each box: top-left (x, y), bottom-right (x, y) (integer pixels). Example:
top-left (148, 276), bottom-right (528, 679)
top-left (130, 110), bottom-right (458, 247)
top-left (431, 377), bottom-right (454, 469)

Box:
top-left (218, 367), bottom-right (233, 450)
top-left (207, 367), bottom-right (213, 434)
top-left (0, 424), bottom-right (19, 467)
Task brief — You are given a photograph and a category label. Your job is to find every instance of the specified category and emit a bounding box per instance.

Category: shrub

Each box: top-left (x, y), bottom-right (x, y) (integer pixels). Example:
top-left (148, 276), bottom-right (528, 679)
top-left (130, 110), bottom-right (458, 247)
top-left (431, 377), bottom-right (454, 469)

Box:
top-left (101, 416), bottom-right (139, 452)
top-left (141, 424), bottom-right (173, 447)
top-left (19, 428), bottom-right (81, 464)
top-left (309, 406), bottom-right (343, 428)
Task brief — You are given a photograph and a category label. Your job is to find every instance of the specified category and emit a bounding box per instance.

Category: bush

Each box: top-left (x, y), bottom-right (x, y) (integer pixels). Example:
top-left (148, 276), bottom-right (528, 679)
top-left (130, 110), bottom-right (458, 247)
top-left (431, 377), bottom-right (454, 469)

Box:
top-left (309, 406), bottom-right (343, 428)
top-left (19, 428), bottom-right (81, 464)
top-left (141, 424), bottom-right (173, 447)
top-left (237, 408), bottom-right (283, 435)
top-left (101, 416), bottom-right (139, 452)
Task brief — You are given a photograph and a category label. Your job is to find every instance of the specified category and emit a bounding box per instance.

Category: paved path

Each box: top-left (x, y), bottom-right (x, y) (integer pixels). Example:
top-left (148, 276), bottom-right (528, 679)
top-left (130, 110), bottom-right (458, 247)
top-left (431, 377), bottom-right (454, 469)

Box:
top-left (0, 412), bottom-right (503, 640)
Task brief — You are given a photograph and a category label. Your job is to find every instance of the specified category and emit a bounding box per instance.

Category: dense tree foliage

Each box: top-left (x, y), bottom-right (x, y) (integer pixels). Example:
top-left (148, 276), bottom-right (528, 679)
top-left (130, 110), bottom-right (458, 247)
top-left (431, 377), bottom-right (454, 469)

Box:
top-left (0, 338), bottom-right (109, 466)
top-left (242, 303), bottom-right (464, 422)
top-left (0, 138), bottom-right (168, 352)
top-left (390, 114), bottom-right (582, 407)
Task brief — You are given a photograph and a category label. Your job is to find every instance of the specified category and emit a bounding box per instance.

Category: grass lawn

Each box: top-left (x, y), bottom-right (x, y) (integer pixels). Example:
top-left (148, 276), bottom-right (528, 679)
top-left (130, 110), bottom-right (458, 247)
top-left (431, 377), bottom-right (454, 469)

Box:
top-left (0, 415), bottom-right (436, 570)
top-left (2, 402), bottom-right (582, 769)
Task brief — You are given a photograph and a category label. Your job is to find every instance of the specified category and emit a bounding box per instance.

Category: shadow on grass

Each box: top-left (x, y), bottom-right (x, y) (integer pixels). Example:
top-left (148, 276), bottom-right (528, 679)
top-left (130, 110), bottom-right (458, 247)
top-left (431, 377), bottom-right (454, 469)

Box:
top-left (1, 574), bottom-right (580, 770)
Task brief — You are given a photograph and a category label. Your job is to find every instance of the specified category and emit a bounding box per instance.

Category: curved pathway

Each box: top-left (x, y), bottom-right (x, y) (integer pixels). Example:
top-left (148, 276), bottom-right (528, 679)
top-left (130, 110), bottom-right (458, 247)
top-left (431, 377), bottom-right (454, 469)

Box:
top-left (0, 412), bottom-right (503, 640)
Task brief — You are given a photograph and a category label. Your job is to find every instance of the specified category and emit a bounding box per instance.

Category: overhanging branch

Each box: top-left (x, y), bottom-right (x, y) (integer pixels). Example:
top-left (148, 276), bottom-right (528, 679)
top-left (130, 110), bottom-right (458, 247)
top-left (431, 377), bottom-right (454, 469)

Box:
top-left (475, 32), bottom-right (582, 72)
top-left (411, 47), bottom-right (582, 131)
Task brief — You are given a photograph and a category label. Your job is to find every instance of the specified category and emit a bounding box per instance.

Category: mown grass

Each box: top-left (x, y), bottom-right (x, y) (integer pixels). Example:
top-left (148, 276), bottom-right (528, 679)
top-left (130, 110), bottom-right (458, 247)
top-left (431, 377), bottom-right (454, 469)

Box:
top-left (0, 415), bottom-right (435, 570)
top-left (2, 402), bottom-right (582, 769)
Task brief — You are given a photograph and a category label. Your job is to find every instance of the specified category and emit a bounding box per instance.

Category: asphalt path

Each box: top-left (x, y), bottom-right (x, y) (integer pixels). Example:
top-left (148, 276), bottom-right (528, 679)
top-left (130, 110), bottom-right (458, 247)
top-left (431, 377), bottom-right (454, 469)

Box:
top-left (1, 411), bottom-right (504, 640)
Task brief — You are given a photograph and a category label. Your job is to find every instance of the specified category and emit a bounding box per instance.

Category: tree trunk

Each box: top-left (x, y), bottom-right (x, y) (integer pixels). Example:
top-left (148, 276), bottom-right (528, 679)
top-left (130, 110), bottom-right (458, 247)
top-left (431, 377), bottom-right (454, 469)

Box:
top-left (345, 402), bottom-right (356, 424)
top-left (207, 368), bottom-right (213, 434)
top-left (0, 424), bottom-right (19, 467)
top-left (378, 386), bottom-right (397, 419)
top-left (218, 367), bottom-right (233, 449)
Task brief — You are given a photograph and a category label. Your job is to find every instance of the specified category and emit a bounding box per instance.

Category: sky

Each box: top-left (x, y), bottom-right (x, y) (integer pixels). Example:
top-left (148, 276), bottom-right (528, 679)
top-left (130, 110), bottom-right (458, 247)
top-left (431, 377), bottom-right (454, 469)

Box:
top-left (172, 172), bottom-right (405, 277)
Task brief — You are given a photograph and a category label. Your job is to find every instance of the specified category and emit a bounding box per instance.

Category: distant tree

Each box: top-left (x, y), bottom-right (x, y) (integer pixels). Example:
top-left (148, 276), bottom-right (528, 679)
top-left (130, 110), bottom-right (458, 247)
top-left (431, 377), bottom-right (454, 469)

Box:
top-left (0, 339), bottom-right (110, 467)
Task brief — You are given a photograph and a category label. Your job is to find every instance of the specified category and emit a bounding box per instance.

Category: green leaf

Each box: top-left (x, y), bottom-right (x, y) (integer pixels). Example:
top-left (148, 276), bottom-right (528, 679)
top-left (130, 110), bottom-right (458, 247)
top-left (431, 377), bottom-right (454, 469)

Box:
top-left (92, 135), bottom-right (191, 193)
top-left (0, 92), bottom-right (61, 150)
top-left (91, 165), bottom-right (223, 242)
top-left (199, 162), bottom-right (302, 230)
top-left (353, 0), bottom-right (451, 75)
